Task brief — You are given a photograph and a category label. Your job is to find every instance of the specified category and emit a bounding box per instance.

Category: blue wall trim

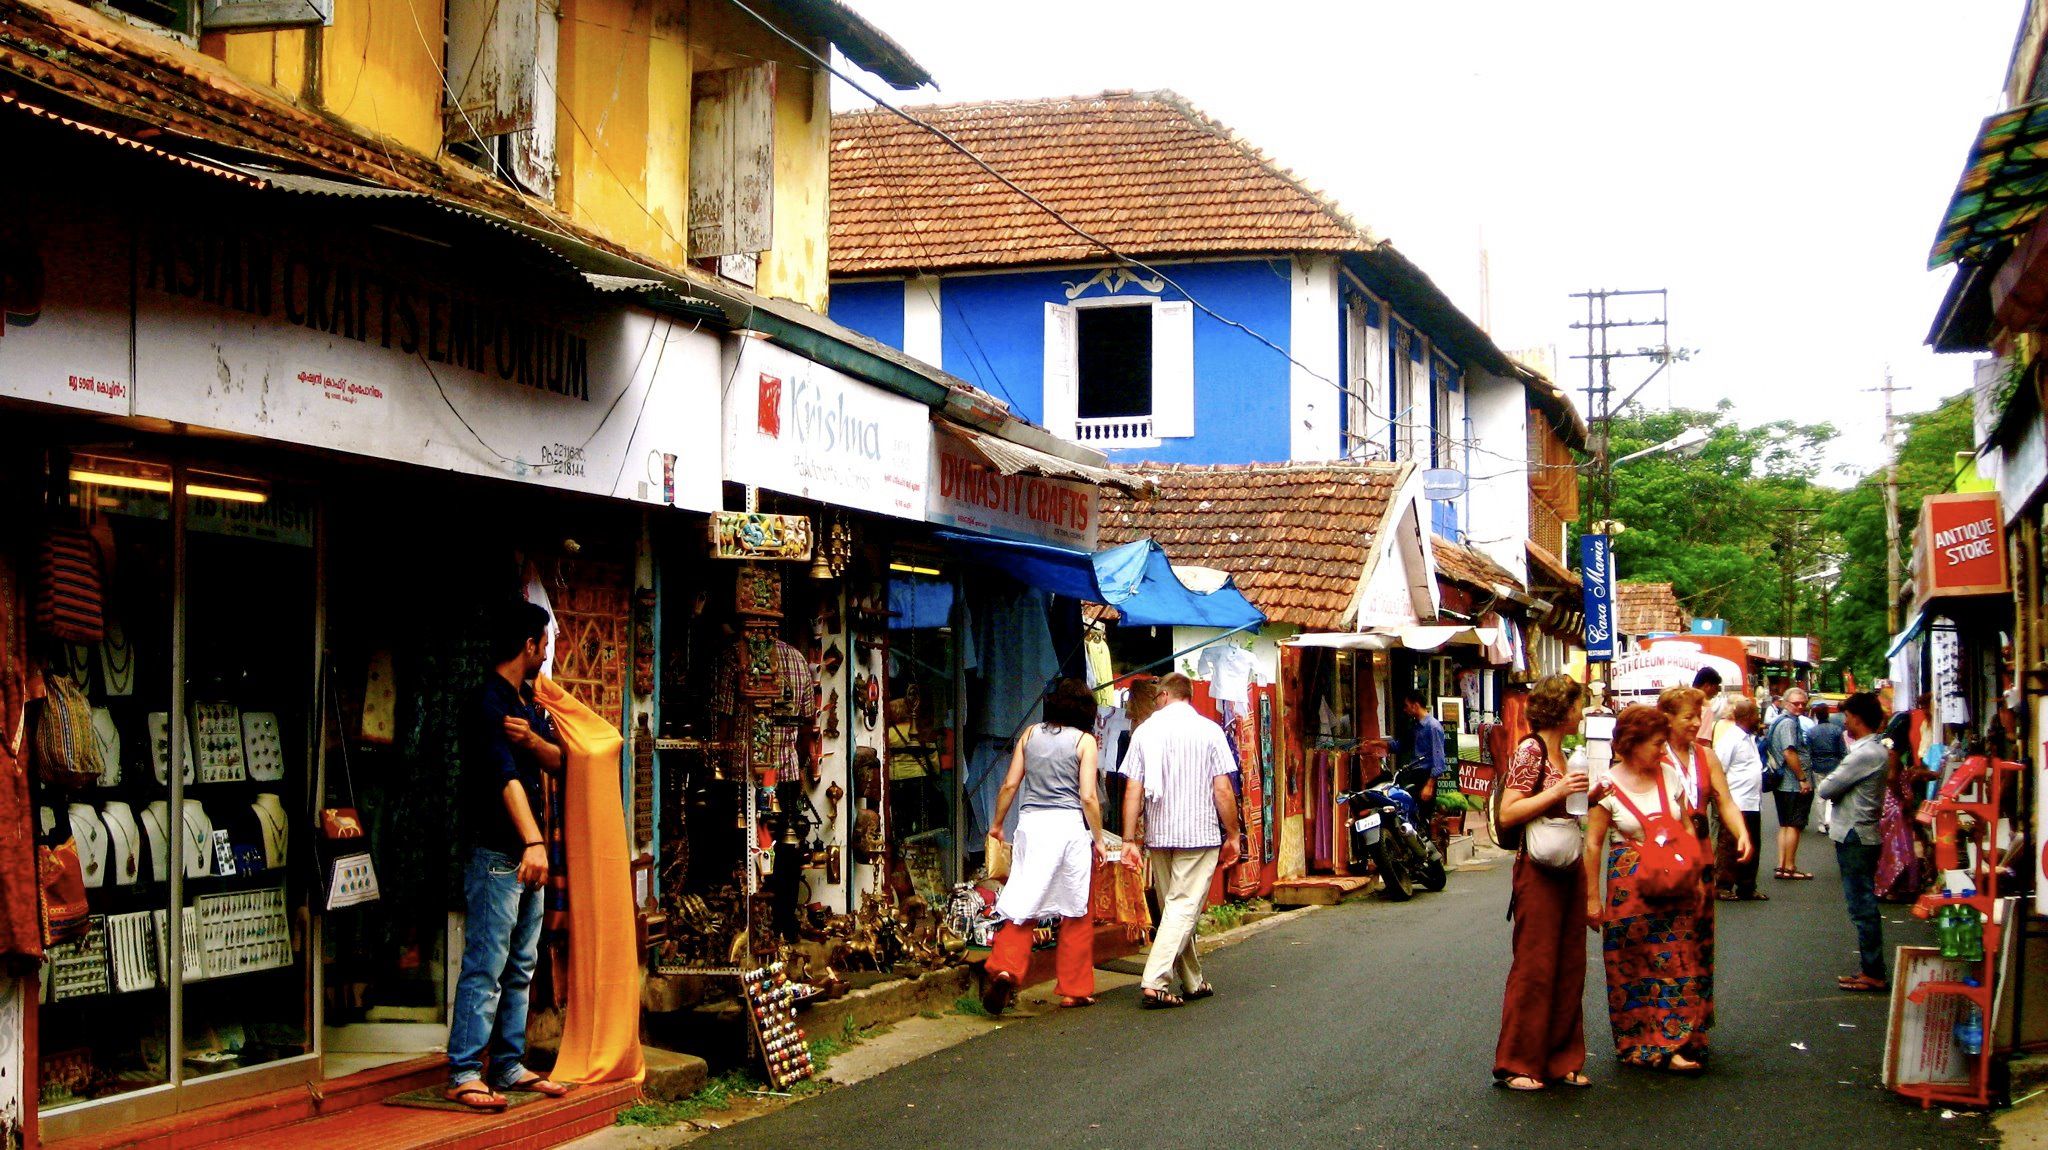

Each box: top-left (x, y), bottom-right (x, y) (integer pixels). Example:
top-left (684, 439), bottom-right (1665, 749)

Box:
top-left (828, 281), bottom-right (906, 351)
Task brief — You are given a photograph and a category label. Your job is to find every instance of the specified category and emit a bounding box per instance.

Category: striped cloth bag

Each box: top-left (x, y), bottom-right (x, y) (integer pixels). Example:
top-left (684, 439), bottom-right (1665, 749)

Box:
top-left (35, 529), bottom-right (104, 643)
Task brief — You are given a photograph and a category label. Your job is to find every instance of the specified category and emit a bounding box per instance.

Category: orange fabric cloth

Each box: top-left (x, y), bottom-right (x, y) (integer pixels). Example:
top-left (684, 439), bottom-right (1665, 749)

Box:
top-left (534, 676), bottom-right (645, 1086)
top-left (987, 917), bottom-right (1094, 998)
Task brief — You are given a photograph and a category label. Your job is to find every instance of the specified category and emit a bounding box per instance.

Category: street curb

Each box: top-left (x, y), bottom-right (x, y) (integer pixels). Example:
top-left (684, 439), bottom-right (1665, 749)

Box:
top-left (799, 966), bottom-right (976, 1041)
top-left (1196, 904), bottom-right (1321, 955)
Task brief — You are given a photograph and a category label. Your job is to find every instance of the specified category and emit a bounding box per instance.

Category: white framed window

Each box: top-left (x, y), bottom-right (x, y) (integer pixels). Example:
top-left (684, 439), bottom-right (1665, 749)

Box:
top-left (1393, 325), bottom-right (1423, 463)
top-left (1344, 292), bottom-right (1386, 459)
top-left (1043, 297), bottom-right (1193, 446)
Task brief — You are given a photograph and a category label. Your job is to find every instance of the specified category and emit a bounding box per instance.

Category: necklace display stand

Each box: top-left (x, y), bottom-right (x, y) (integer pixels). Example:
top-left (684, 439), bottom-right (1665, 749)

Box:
top-left (103, 801), bottom-right (140, 885)
top-left (68, 803), bottom-right (108, 889)
top-left (149, 712), bottom-right (195, 786)
top-left (142, 802), bottom-right (170, 882)
top-left (252, 794), bottom-right (288, 870)
top-left (100, 619), bottom-right (135, 697)
top-left (180, 800), bottom-right (213, 878)
top-left (92, 707), bottom-right (122, 787)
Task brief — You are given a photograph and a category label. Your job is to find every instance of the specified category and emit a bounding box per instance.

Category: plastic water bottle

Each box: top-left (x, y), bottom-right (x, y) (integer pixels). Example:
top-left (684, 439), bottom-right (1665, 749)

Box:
top-left (1957, 1003), bottom-right (1985, 1057)
top-left (1565, 747), bottom-right (1589, 817)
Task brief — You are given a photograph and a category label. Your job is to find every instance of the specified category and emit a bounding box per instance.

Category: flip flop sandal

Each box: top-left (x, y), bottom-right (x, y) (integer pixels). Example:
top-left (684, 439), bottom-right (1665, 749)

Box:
top-left (1554, 1072), bottom-right (1593, 1088)
top-left (1838, 974), bottom-right (1889, 993)
top-left (1741, 892), bottom-right (1770, 901)
top-left (1715, 891), bottom-right (1742, 901)
top-left (1496, 1074), bottom-right (1545, 1092)
top-left (504, 1074), bottom-right (570, 1098)
top-left (1772, 868), bottom-right (1792, 879)
top-left (444, 1083), bottom-right (509, 1112)
top-left (1786, 870), bottom-right (1816, 880)
top-left (1059, 995), bottom-right (1097, 1008)
top-left (1140, 989), bottom-right (1184, 1009)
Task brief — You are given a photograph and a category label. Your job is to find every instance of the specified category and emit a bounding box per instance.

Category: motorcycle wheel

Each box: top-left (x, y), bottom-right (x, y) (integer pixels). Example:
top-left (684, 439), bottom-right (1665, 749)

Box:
top-left (1375, 840), bottom-right (1414, 901)
top-left (1419, 854), bottom-right (1448, 892)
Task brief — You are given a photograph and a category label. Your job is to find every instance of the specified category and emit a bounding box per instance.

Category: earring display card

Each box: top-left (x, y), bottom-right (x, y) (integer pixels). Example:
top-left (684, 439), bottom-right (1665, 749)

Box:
top-left (149, 712), bottom-right (195, 785)
top-left (198, 888), bottom-right (291, 978)
top-left (240, 711), bottom-right (285, 781)
top-left (740, 962), bottom-right (814, 1089)
top-left (49, 916), bottom-right (110, 1001)
top-left (107, 911), bottom-right (160, 992)
top-left (154, 908), bottom-right (206, 983)
top-left (193, 702), bottom-right (246, 783)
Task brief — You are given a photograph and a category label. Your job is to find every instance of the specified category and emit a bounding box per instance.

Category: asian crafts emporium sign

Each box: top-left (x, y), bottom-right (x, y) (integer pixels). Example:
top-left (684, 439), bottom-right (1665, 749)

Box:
top-left (928, 428), bottom-right (1099, 549)
top-left (723, 337), bottom-right (931, 520)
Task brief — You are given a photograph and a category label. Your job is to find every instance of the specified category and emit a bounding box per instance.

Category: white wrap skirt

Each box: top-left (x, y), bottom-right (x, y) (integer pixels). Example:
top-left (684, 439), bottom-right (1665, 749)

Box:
top-left (994, 808), bottom-right (1095, 923)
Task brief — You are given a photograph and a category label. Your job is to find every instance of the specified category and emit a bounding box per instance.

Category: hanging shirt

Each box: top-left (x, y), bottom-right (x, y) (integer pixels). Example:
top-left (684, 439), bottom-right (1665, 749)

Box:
top-left (1096, 704), bottom-right (1132, 777)
top-left (1197, 644), bottom-right (1257, 706)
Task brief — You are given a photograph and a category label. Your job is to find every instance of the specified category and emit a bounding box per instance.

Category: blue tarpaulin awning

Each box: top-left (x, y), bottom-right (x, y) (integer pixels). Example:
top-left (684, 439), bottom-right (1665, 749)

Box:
top-left (933, 532), bottom-right (1266, 631)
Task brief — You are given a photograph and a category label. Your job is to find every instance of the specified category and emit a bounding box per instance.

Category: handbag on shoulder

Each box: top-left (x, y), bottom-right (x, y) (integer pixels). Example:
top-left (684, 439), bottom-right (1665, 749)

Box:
top-left (1608, 771), bottom-right (1705, 901)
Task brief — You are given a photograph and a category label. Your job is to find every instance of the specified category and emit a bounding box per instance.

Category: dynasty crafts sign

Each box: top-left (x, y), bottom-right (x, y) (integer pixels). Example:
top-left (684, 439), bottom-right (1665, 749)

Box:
top-left (722, 337), bottom-right (931, 520)
top-left (927, 427), bottom-right (1099, 549)
top-left (1580, 533), bottom-right (1619, 663)
top-left (1915, 492), bottom-right (2009, 601)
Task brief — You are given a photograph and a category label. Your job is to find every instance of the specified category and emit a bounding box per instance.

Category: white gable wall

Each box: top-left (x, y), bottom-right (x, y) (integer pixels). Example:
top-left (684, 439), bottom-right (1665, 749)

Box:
top-left (1290, 255), bottom-right (1342, 461)
top-left (1464, 368), bottom-right (1531, 583)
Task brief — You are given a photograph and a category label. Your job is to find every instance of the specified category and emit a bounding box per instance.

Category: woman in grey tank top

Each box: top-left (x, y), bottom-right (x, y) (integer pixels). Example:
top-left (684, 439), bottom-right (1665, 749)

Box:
top-left (982, 679), bottom-right (1105, 1014)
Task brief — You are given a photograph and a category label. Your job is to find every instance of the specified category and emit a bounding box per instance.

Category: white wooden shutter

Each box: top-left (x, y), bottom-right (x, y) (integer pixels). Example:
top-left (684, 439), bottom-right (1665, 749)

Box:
top-left (1150, 299), bottom-right (1195, 438)
top-left (500, 0), bottom-right (559, 199)
top-left (690, 63), bottom-right (776, 260)
top-left (201, 0), bottom-right (329, 31)
top-left (445, 0), bottom-right (540, 143)
top-left (1043, 302), bottom-right (1079, 439)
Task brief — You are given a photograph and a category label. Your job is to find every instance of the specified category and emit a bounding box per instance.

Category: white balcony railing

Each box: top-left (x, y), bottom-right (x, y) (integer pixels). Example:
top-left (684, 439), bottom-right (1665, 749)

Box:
top-left (1073, 415), bottom-right (1155, 445)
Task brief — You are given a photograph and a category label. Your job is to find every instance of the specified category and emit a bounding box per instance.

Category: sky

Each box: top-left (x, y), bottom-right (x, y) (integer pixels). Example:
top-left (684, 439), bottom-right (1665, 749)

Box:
top-left (831, 1), bottom-right (2022, 484)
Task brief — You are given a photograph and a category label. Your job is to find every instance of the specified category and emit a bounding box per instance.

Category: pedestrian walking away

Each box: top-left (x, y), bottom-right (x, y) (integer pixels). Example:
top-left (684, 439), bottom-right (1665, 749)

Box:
top-left (1807, 701), bottom-right (1847, 834)
top-left (1585, 704), bottom-right (1713, 1075)
top-left (1491, 675), bottom-right (1592, 1092)
top-left (981, 679), bottom-right (1107, 1014)
top-left (1821, 692), bottom-right (1893, 993)
top-left (1120, 672), bottom-right (1241, 1009)
top-left (1712, 697), bottom-right (1767, 901)
top-left (445, 599), bottom-right (572, 1112)
top-left (1768, 686), bottom-right (1816, 880)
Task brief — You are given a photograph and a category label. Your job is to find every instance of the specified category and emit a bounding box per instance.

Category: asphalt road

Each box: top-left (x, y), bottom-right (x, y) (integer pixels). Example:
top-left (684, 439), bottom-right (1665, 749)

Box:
top-left (702, 821), bottom-right (1995, 1150)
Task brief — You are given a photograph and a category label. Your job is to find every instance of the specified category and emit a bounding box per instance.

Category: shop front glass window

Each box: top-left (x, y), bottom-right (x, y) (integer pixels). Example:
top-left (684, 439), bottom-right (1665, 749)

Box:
top-left (886, 558), bottom-right (956, 892)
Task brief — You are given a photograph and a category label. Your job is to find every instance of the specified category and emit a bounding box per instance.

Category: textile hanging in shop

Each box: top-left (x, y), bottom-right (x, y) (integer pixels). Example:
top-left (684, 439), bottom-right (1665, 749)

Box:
top-left (534, 676), bottom-right (645, 1086)
top-left (1931, 620), bottom-right (1971, 727)
top-left (0, 550), bottom-right (39, 962)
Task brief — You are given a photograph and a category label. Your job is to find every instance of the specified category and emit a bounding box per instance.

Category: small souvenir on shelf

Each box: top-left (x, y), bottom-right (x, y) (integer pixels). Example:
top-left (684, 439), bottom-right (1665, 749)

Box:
top-left (192, 701), bottom-right (246, 783)
top-left (240, 712), bottom-right (285, 781)
top-left (741, 626), bottom-right (779, 699)
top-left (735, 564), bottom-right (784, 619)
top-left (212, 829), bottom-right (237, 877)
top-left (49, 915), bottom-right (110, 1000)
top-left (148, 712), bottom-right (195, 786)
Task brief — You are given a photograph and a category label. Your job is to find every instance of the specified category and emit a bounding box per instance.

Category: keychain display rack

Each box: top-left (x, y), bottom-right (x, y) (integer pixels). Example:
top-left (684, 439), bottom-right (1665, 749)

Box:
top-left (1899, 754), bottom-right (2022, 1110)
top-left (741, 962), bottom-right (813, 1089)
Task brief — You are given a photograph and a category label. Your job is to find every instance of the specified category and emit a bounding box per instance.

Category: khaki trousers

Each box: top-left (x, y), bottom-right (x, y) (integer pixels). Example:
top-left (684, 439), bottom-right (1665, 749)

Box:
top-left (1143, 847), bottom-right (1220, 993)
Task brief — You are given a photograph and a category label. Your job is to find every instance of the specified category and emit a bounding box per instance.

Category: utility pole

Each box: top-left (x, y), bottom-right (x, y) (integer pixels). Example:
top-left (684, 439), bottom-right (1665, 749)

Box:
top-left (1871, 368), bottom-right (1905, 635)
top-left (1569, 289), bottom-right (1682, 529)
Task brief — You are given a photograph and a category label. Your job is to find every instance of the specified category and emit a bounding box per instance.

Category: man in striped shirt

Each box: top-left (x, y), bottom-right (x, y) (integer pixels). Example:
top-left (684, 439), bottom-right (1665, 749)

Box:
top-left (1120, 673), bottom-right (1242, 1008)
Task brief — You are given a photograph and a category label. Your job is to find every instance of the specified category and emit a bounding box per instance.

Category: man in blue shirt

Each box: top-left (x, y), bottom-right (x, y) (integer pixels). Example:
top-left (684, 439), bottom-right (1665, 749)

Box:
top-left (1400, 692), bottom-right (1447, 811)
top-left (445, 599), bottom-right (569, 1112)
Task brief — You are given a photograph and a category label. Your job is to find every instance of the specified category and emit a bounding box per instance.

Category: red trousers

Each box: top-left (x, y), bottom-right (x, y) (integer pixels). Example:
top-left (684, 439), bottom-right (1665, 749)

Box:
top-left (1494, 853), bottom-right (1587, 1082)
top-left (987, 916), bottom-right (1095, 999)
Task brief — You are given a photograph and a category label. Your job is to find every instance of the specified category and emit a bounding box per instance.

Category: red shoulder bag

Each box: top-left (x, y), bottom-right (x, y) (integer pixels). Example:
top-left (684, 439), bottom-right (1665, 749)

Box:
top-left (1607, 770), bottom-right (1704, 902)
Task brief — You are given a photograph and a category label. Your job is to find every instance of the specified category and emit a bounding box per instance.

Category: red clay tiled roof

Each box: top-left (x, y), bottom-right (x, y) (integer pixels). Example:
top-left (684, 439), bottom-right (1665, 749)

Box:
top-left (1099, 462), bottom-right (1403, 631)
top-left (1431, 538), bottom-right (1523, 595)
top-left (1616, 581), bottom-right (1689, 636)
top-left (830, 90), bottom-right (1374, 275)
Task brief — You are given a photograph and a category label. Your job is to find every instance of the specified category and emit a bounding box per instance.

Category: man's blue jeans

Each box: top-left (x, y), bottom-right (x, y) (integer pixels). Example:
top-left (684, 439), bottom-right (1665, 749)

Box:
top-left (1836, 839), bottom-right (1885, 980)
top-left (447, 847), bottom-right (546, 1088)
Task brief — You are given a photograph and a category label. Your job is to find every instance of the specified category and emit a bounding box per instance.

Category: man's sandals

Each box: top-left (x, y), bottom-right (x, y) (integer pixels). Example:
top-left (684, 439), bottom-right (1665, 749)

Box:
top-left (443, 1083), bottom-right (509, 1112)
top-left (1774, 868), bottom-right (1815, 880)
top-left (1838, 973), bottom-right (1890, 993)
top-left (504, 1073), bottom-right (571, 1098)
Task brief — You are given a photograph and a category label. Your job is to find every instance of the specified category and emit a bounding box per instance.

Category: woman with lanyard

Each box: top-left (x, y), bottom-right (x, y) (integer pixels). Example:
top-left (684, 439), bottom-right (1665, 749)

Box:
top-left (1657, 685), bottom-right (1752, 1047)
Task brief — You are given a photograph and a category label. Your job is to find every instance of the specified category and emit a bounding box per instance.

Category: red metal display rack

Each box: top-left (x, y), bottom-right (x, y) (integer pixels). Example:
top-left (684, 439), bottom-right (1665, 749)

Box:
top-left (1896, 755), bottom-right (2023, 1110)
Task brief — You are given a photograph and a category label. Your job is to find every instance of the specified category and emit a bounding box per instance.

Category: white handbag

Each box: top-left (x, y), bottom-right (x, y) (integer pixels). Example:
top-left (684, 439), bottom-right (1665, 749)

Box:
top-left (1525, 815), bottom-right (1584, 870)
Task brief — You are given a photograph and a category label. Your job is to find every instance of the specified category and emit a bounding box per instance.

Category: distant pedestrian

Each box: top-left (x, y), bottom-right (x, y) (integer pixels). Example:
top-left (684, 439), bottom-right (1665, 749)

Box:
top-left (1585, 704), bottom-right (1712, 1075)
top-left (1819, 692), bottom-right (1891, 993)
top-left (1121, 673), bottom-right (1242, 1009)
top-left (1492, 675), bottom-right (1592, 1092)
top-left (1400, 692), bottom-right (1448, 812)
top-left (1807, 702), bottom-right (1848, 834)
top-left (982, 679), bottom-right (1106, 1014)
top-left (1713, 697), bottom-right (1767, 901)
top-left (1693, 666), bottom-right (1726, 732)
top-left (1768, 687), bottom-right (1816, 881)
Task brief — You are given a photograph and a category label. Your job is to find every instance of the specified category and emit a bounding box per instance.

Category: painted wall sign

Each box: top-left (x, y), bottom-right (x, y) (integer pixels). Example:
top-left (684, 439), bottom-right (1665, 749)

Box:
top-left (1579, 533), bottom-right (1619, 663)
top-left (927, 427), bottom-right (1099, 549)
top-left (0, 175), bottom-right (723, 511)
top-left (709, 511), bottom-right (813, 560)
top-left (723, 337), bottom-right (931, 520)
top-left (2001, 413), bottom-right (2048, 526)
top-left (1916, 492), bottom-right (2009, 600)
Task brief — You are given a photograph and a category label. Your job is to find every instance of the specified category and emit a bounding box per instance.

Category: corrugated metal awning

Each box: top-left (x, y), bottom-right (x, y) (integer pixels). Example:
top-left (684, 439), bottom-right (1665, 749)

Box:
top-left (943, 425), bottom-right (1154, 497)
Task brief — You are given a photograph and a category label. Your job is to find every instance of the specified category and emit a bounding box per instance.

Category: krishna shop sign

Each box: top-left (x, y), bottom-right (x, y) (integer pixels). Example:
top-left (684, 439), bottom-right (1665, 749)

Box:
top-left (928, 428), bottom-right (1098, 549)
top-left (1916, 492), bottom-right (2009, 601)
top-left (723, 336), bottom-right (931, 520)
top-left (1580, 533), bottom-right (1619, 663)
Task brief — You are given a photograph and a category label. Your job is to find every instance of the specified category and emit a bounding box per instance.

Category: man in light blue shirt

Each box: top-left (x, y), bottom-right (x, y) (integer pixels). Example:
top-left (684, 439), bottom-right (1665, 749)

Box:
top-left (1819, 692), bottom-right (1890, 991)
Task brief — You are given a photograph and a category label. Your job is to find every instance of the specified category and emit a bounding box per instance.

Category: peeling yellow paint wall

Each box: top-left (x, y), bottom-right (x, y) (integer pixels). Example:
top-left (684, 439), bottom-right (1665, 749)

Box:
top-left (203, 0), bottom-right (443, 156)
top-left (559, 0), bottom-right (675, 263)
top-left (756, 56), bottom-right (826, 312)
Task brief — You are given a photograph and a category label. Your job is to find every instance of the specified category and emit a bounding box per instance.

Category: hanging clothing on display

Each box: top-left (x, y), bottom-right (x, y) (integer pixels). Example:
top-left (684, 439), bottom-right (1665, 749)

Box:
top-left (1198, 643), bottom-right (1256, 707)
top-left (1084, 627), bottom-right (1115, 706)
top-left (963, 584), bottom-right (1061, 842)
top-left (0, 546), bottom-right (41, 962)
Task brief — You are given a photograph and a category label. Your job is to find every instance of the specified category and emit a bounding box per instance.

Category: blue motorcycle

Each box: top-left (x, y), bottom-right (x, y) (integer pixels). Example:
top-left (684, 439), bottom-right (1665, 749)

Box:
top-left (1338, 762), bottom-right (1448, 901)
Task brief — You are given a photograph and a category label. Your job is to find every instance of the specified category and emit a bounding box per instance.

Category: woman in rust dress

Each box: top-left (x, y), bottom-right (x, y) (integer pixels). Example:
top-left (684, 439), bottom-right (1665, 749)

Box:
top-left (1492, 675), bottom-right (1591, 1092)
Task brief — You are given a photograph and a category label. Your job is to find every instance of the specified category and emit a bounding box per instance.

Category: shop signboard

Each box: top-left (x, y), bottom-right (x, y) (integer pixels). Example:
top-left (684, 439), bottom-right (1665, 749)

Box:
top-left (708, 511), bottom-right (813, 560)
top-left (927, 427), bottom-right (1098, 549)
top-left (1579, 534), bottom-right (1618, 663)
top-left (0, 177), bottom-right (135, 416)
top-left (723, 337), bottom-right (931, 520)
top-left (1883, 947), bottom-right (1975, 1089)
top-left (1915, 492), bottom-right (2008, 601)
top-left (2000, 412), bottom-right (2048, 526)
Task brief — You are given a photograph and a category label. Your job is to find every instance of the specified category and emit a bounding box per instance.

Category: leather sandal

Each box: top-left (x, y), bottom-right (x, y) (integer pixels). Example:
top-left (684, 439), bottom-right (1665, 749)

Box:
top-left (504, 1073), bottom-right (570, 1098)
top-left (1140, 988), bottom-right (1184, 1009)
top-left (1555, 1071), bottom-right (1592, 1088)
top-left (1837, 973), bottom-right (1889, 993)
top-left (980, 971), bottom-right (1017, 1016)
top-left (1058, 995), bottom-right (1097, 1008)
top-left (444, 1083), bottom-right (509, 1112)
top-left (1184, 983), bottom-right (1216, 1001)
top-left (1497, 1074), bottom-right (1544, 1092)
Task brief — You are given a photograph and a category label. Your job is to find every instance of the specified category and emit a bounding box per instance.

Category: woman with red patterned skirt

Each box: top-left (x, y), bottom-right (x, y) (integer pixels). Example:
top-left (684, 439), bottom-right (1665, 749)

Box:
top-left (1492, 675), bottom-right (1591, 1092)
top-left (1656, 686), bottom-right (1751, 1040)
top-left (1585, 704), bottom-right (1716, 1075)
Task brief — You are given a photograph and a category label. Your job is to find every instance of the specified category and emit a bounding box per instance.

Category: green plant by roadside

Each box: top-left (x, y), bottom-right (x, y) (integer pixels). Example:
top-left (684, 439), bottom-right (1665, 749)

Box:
top-left (1197, 901), bottom-right (1249, 936)
top-left (614, 1016), bottom-right (868, 1126)
top-left (951, 994), bottom-right (989, 1017)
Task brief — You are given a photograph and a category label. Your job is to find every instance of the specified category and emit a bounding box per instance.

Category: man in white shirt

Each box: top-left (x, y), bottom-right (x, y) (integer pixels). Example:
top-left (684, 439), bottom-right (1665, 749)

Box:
top-left (1712, 697), bottom-right (1767, 900)
top-left (1121, 673), bottom-right (1241, 1009)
